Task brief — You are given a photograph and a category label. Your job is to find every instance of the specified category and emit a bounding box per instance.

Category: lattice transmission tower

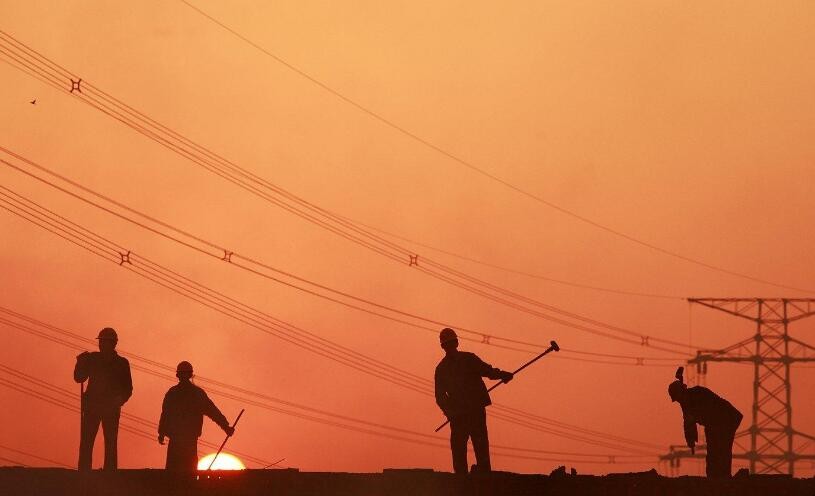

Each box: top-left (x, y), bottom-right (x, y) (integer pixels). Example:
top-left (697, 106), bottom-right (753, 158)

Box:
top-left (661, 298), bottom-right (815, 476)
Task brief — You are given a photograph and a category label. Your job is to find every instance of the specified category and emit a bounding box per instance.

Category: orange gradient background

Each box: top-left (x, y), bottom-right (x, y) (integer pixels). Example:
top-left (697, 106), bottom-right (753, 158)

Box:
top-left (1, 0), bottom-right (814, 476)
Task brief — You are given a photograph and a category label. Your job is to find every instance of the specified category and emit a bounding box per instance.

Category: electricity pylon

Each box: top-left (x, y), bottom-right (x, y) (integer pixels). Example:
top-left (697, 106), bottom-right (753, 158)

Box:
top-left (660, 298), bottom-right (815, 476)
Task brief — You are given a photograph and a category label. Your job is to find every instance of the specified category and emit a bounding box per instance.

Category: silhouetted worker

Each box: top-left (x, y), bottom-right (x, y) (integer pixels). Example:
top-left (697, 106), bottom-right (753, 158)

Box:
top-left (435, 327), bottom-right (514, 474)
top-left (669, 367), bottom-right (743, 478)
top-left (158, 361), bottom-right (235, 472)
top-left (74, 327), bottom-right (132, 471)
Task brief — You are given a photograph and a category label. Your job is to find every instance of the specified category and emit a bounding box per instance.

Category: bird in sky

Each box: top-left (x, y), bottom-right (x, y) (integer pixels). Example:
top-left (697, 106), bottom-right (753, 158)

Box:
top-left (29, 99), bottom-right (36, 105)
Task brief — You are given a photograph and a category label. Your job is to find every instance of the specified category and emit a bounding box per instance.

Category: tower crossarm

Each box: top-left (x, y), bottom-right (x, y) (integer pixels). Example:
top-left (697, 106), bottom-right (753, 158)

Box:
top-left (688, 298), bottom-right (815, 323)
top-left (691, 355), bottom-right (815, 364)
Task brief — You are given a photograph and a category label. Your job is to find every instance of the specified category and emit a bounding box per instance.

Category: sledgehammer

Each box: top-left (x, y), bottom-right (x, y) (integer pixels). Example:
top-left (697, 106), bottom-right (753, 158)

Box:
top-left (434, 340), bottom-right (560, 432)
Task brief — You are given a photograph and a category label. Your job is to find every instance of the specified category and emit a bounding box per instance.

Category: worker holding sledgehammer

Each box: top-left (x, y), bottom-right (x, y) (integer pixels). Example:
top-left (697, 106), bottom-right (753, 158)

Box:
top-left (434, 328), bottom-right (559, 474)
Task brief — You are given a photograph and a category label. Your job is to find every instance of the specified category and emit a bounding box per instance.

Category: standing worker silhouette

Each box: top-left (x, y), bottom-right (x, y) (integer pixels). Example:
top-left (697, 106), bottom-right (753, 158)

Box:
top-left (74, 327), bottom-right (133, 471)
top-left (158, 361), bottom-right (235, 471)
top-left (669, 367), bottom-right (743, 477)
top-left (435, 328), bottom-right (514, 474)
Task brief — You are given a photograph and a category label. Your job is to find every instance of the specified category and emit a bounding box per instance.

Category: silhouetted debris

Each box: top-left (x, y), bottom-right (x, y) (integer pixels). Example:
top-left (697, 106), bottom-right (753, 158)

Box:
top-left (549, 465), bottom-right (579, 478)
top-left (550, 465), bottom-right (567, 477)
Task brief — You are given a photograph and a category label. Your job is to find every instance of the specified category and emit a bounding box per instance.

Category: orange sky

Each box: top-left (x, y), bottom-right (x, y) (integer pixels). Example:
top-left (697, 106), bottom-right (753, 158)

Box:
top-left (1, 0), bottom-right (814, 475)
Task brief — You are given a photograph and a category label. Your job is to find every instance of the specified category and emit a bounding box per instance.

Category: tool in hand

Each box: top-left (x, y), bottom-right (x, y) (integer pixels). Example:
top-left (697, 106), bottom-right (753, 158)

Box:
top-left (434, 340), bottom-right (559, 432)
top-left (207, 409), bottom-right (245, 470)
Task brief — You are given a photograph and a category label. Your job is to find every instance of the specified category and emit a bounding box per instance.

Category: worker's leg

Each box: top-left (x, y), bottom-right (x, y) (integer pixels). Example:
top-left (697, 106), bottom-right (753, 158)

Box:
top-left (705, 425), bottom-right (728, 478)
top-left (79, 405), bottom-right (102, 471)
top-left (449, 415), bottom-right (470, 474)
top-left (721, 416), bottom-right (741, 477)
top-left (167, 436), bottom-right (198, 472)
top-left (470, 408), bottom-right (491, 472)
top-left (100, 406), bottom-right (121, 470)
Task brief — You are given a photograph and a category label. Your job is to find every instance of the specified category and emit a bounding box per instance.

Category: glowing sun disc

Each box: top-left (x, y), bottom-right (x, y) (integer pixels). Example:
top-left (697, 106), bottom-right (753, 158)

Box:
top-left (197, 453), bottom-right (246, 470)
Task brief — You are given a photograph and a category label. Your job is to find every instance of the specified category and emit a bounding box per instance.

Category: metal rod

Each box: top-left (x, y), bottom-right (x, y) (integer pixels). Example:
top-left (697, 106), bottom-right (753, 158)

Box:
top-left (79, 380), bottom-right (84, 470)
top-left (434, 340), bottom-right (559, 432)
top-left (206, 409), bottom-right (245, 470)
top-left (262, 457), bottom-right (286, 469)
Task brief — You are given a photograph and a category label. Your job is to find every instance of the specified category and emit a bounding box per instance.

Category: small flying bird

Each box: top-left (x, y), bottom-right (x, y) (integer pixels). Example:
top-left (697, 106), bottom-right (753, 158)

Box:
top-left (29, 99), bottom-right (36, 105)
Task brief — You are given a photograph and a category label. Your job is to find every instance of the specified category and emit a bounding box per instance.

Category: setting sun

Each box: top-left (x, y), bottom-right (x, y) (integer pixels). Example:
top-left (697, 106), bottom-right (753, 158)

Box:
top-left (197, 453), bottom-right (246, 471)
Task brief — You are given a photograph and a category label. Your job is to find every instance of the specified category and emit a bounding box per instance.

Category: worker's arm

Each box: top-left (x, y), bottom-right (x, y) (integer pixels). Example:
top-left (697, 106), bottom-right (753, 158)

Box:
top-left (74, 352), bottom-right (92, 383)
top-left (434, 368), bottom-right (451, 417)
top-left (157, 392), bottom-right (170, 444)
top-left (473, 355), bottom-right (513, 383)
top-left (202, 391), bottom-right (234, 436)
top-left (119, 358), bottom-right (133, 405)
top-left (682, 408), bottom-right (698, 452)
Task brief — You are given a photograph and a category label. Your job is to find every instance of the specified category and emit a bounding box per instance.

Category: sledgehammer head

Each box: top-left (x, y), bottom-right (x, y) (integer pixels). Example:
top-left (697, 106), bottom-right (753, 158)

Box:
top-left (549, 340), bottom-right (560, 352)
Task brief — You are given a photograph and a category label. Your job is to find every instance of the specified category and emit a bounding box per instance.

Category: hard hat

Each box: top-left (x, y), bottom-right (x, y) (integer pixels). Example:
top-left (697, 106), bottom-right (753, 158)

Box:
top-left (96, 327), bottom-right (118, 341)
top-left (668, 380), bottom-right (686, 402)
top-left (176, 361), bottom-right (194, 374)
top-left (439, 327), bottom-right (458, 344)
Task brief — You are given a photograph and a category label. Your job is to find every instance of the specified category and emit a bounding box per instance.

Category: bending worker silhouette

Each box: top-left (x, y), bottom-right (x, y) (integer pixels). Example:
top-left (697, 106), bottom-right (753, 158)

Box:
top-left (669, 367), bottom-right (743, 477)
top-left (158, 361), bottom-right (235, 471)
top-left (74, 327), bottom-right (133, 471)
top-left (435, 328), bottom-right (514, 474)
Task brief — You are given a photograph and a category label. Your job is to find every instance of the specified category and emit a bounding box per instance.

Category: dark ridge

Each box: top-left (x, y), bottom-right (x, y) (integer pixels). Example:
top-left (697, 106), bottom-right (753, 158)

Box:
top-left (2, 467), bottom-right (813, 496)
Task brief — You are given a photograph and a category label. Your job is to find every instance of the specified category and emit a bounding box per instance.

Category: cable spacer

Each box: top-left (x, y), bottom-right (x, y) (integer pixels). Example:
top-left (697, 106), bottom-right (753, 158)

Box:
top-left (640, 336), bottom-right (650, 346)
top-left (119, 250), bottom-right (131, 266)
top-left (481, 334), bottom-right (491, 345)
top-left (222, 250), bottom-right (233, 262)
top-left (70, 78), bottom-right (82, 93)
top-left (409, 254), bottom-right (418, 266)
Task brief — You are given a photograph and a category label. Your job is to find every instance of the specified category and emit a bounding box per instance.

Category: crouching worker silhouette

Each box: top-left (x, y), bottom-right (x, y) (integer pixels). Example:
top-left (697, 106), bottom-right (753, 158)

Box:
top-left (74, 327), bottom-right (132, 471)
top-left (669, 367), bottom-right (743, 478)
top-left (435, 328), bottom-right (514, 474)
top-left (158, 361), bottom-right (235, 471)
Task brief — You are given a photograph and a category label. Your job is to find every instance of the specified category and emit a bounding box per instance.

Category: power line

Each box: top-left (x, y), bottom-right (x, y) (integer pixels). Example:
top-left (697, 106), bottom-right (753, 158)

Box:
top-left (339, 216), bottom-right (685, 300)
top-left (0, 352), bottom-right (657, 464)
top-left (0, 192), bottom-right (664, 453)
top-left (0, 365), bottom-right (277, 467)
top-left (0, 186), bottom-right (670, 452)
top-left (0, 310), bottom-right (665, 456)
top-left (0, 443), bottom-right (70, 468)
top-left (0, 147), bottom-right (685, 366)
top-left (175, 2), bottom-right (814, 295)
top-left (0, 456), bottom-right (28, 467)
top-left (0, 31), bottom-right (713, 355)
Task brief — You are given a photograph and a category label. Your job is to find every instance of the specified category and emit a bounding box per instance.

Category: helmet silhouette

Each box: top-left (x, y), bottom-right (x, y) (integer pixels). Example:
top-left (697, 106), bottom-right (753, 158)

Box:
top-left (439, 328), bottom-right (458, 344)
top-left (176, 361), bottom-right (194, 374)
top-left (96, 327), bottom-right (118, 341)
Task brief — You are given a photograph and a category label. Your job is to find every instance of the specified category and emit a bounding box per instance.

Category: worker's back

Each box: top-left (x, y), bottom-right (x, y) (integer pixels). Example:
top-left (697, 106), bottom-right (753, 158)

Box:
top-left (435, 351), bottom-right (499, 416)
top-left (159, 381), bottom-right (227, 438)
top-left (684, 386), bottom-right (742, 427)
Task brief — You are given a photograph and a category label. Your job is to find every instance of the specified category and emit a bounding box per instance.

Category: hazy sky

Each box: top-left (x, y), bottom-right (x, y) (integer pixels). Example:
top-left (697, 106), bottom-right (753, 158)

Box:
top-left (1, 0), bottom-right (814, 475)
